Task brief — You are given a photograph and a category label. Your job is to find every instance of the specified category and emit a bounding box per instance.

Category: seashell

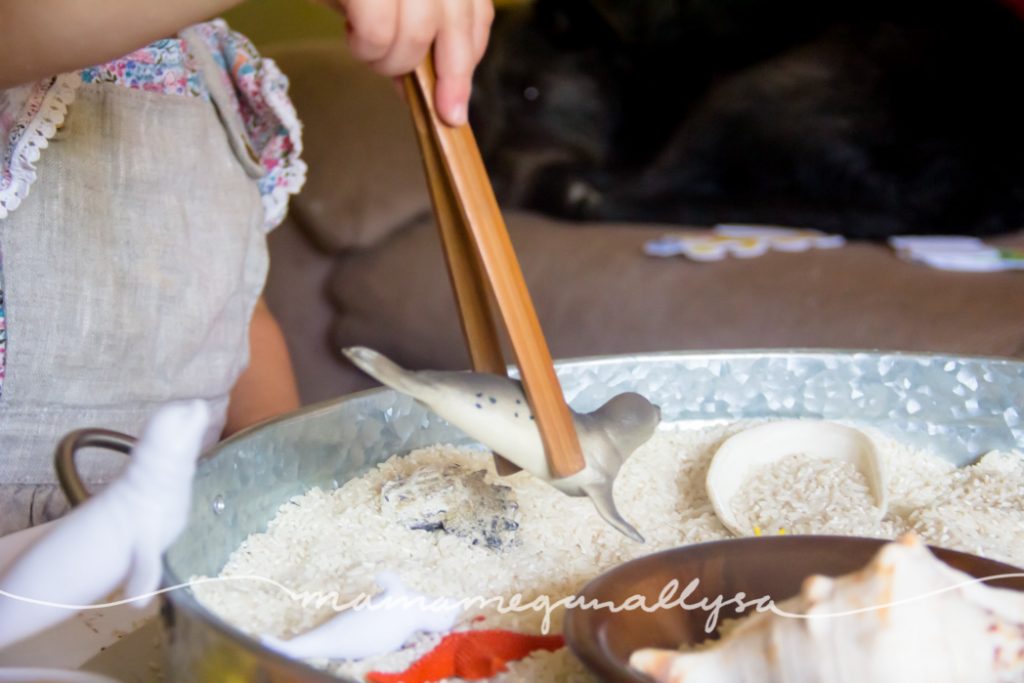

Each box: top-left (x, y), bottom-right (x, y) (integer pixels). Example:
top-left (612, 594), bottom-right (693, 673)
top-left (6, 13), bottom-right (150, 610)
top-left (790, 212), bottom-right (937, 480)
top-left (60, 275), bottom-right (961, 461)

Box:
top-left (380, 463), bottom-right (520, 550)
top-left (706, 420), bottom-right (887, 536)
top-left (630, 535), bottom-right (1024, 683)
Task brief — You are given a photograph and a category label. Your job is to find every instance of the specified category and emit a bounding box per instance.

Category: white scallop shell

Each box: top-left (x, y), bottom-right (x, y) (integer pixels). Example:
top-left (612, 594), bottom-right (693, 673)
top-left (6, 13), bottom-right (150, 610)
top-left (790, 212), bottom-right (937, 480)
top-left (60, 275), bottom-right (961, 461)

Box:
top-left (706, 420), bottom-right (888, 536)
top-left (630, 535), bottom-right (1024, 683)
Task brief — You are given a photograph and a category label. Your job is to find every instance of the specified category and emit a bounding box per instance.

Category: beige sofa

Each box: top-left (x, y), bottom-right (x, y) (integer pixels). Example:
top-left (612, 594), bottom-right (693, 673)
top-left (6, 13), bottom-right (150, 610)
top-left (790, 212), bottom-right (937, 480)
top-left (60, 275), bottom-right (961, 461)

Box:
top-left (263, 42), bottom-right (1024, 405)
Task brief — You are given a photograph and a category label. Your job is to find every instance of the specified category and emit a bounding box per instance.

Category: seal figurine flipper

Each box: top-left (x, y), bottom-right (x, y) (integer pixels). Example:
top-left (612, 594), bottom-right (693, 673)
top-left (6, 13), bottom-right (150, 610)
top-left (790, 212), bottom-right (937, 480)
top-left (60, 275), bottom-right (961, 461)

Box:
top-left (581, 483), bottom-right (645, 543)
top-left (343, 346), bottom-right (661, 542)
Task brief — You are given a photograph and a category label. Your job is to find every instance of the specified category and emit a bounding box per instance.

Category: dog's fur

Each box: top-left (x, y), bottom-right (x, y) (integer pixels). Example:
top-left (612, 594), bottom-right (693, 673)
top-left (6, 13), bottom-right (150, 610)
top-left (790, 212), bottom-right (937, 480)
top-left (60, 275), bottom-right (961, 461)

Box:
top-left (470, 0), bottom-right (1024, 238)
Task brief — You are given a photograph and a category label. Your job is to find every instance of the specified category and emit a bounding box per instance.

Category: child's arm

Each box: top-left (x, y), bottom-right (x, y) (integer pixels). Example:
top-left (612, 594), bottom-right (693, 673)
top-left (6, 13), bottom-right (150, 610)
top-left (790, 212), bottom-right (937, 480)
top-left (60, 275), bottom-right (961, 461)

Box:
top-left (0, 0), bottom-right (244, 89)
top-left (1, 0), bottom-right (494, 127)
top-left (223, 297), bottom-right (301, 436)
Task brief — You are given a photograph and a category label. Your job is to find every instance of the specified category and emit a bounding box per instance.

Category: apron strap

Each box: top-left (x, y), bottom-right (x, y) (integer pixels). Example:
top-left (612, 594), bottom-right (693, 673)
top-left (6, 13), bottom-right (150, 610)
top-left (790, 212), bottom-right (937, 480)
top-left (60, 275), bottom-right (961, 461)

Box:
top-left (181, 28), bottom-right (266, 180)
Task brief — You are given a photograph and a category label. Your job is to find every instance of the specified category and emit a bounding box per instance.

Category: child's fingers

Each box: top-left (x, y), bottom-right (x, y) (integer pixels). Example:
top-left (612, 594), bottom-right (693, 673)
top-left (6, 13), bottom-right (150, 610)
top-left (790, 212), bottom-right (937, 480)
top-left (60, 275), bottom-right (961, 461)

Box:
top-left (471, 0), bottom-right (495, 64)
top-left (371, 0), bottom-right (439, 79)
top-left (340, 0), bottom-right (493, 127)
top-left (341, 0), bottom-right (398, 64)
top-left (433, 0), bottom-right (476, 126)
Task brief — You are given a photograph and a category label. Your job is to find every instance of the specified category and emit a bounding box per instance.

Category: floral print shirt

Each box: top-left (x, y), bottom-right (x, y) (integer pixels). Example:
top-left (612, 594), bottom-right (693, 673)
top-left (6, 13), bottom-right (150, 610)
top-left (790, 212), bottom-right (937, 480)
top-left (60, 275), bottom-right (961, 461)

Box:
top-left (0, 20), bottom-right (306, 396)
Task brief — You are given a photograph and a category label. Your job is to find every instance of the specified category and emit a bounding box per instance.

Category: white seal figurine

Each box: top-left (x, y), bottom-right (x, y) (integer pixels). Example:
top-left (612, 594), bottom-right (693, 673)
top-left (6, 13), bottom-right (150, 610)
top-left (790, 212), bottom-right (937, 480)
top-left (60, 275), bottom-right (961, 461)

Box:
top-left (343, 347), bottom-right (661, 542)
top-left (0, 401), bottom-right (210, 651)
top-left (262, 572), bottom-right (459, 661)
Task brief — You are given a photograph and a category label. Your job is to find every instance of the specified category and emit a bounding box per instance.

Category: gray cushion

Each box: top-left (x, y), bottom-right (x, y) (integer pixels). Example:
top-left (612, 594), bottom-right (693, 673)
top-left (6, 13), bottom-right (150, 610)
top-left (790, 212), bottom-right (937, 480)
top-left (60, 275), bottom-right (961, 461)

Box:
top-left (267, 41), bottom-right (431, 253)
top-left (327, 211), bottom-right (1024, 382)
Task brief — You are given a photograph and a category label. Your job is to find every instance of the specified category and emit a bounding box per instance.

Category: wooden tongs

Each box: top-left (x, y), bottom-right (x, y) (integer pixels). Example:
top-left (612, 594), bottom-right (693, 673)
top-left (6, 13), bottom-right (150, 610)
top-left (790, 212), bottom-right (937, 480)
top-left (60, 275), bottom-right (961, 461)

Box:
top-left (403, 59), bottom-right (586, 480)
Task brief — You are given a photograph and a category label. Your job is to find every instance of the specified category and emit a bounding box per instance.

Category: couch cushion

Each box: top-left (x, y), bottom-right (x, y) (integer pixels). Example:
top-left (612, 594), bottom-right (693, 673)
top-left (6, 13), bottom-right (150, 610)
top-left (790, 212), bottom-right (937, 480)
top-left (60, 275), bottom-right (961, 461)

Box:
top-left (267, 41), bottom-right (431, 253)
top-left (327, 212), bottom-right (1024, 382)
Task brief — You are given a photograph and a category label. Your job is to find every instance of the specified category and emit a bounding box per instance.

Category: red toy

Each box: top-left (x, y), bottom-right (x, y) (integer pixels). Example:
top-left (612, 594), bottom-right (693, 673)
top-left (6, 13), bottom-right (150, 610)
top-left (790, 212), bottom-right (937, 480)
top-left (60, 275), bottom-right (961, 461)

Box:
top-left (367, 629), bottom-right (565, 683)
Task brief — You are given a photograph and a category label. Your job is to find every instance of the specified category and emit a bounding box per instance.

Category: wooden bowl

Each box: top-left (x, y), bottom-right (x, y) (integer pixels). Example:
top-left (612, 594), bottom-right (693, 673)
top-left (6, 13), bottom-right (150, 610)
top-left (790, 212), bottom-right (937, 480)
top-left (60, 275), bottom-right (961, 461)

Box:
top-left (563, 536), bottom-right (1024, 682)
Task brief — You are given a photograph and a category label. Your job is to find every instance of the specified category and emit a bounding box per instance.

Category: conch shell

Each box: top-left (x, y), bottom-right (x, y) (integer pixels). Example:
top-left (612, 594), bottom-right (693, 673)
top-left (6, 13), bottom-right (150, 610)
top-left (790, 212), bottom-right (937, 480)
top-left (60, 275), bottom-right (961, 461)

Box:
top-left (630, 535), bottom-right (1024, 683)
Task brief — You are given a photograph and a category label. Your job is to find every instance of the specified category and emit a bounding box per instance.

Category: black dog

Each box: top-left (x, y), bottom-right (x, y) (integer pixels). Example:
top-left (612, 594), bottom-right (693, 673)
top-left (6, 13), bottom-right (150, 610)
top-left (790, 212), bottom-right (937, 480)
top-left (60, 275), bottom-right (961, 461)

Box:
top-left (470, 0), bottom-right (1024, 238)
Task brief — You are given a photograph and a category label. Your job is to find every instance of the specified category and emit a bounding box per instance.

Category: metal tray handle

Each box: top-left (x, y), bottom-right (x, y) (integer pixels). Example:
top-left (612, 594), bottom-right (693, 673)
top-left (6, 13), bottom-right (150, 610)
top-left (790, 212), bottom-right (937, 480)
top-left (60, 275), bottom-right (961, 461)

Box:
top-left (54, 428), bottom-right (137, 506)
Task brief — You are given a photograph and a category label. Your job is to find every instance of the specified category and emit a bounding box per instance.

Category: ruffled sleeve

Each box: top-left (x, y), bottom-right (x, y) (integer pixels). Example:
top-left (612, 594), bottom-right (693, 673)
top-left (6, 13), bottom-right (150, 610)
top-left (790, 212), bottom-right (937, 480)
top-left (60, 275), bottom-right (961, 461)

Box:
top-left (187, 20), bottom-right (307, 230)
top-left (0, 74), bottom-right (81, 220)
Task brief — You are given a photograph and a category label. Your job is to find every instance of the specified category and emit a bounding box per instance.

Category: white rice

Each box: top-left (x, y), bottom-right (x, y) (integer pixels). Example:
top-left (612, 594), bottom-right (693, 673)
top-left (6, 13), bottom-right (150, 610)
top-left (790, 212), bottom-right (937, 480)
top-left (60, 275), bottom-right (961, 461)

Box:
top-left (191, 422), bottom-right (1024, 681)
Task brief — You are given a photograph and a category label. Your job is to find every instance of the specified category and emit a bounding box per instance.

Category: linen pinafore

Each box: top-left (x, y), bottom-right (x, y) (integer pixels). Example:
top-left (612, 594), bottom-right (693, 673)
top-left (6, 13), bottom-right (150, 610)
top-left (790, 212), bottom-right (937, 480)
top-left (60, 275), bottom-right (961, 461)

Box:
top-left (0, 25), bottom-right (304, 535)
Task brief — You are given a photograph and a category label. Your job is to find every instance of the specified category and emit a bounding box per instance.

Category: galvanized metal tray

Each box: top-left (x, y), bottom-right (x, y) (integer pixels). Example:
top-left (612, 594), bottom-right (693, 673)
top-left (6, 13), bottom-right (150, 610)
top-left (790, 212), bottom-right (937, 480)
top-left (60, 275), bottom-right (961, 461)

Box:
top-left (161, 350), bottom-right (1024, 682)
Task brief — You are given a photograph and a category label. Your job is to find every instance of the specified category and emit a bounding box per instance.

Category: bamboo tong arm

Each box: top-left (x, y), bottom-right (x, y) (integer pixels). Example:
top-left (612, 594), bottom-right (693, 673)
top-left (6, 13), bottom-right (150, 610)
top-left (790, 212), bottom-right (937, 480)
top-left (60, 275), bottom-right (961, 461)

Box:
top-left (401, 77), bottom-right (505, 378)
top-left (403, 60), bottom-right (586, 480)
top-left (402, 72), bottom-right (519, 478)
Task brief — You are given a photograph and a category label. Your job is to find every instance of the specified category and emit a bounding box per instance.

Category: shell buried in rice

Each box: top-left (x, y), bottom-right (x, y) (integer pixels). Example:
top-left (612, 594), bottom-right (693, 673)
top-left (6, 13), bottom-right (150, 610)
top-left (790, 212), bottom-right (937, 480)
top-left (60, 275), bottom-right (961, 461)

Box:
top-left (630, 534), bottom-right (1024, 683)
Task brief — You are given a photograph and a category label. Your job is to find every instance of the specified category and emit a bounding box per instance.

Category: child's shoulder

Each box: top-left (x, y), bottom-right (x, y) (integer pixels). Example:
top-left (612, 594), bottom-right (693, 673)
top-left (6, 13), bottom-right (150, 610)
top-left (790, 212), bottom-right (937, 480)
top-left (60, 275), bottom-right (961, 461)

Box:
top-left (0, 19), bottom-right (305, 227)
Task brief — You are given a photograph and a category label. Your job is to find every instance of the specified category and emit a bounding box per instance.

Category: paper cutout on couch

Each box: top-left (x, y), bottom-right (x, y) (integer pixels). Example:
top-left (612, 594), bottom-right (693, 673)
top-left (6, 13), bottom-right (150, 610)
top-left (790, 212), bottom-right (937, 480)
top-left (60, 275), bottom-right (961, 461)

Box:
top-left (644, 225), bottom-right (845, 261)
top-left (889, 236), bottom-right (1024, 272)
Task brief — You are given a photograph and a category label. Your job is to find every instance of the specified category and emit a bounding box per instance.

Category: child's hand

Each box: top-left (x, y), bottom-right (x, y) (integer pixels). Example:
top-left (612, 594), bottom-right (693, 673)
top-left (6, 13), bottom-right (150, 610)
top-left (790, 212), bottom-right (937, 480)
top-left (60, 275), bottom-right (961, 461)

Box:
top-left (333, 0), bottom-right (494, 126)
